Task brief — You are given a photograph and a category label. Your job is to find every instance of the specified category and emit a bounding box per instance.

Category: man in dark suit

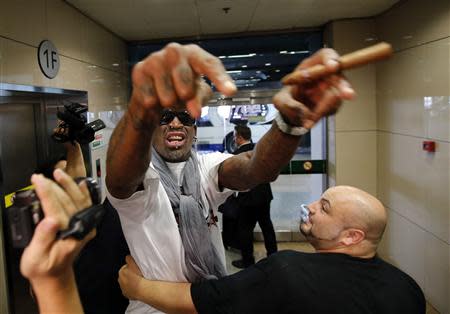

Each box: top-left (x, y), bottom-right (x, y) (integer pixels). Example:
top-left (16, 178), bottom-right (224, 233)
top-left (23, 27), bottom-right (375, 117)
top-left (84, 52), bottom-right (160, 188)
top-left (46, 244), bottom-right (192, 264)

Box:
top-left (231, 125), bottom-right (278, 268)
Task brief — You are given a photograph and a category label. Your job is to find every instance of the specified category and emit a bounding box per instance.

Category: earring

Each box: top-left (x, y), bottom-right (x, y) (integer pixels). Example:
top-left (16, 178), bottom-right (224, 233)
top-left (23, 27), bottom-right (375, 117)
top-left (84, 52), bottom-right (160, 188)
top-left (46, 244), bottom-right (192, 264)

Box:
top-left (193, 136), bottom-right (198, 142)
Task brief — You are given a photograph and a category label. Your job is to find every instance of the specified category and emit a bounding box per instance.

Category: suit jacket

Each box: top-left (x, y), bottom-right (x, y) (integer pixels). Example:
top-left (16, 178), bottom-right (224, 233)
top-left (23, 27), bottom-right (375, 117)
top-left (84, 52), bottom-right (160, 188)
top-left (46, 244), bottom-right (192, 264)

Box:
top-left (233, 142), bottom-right (273, 207)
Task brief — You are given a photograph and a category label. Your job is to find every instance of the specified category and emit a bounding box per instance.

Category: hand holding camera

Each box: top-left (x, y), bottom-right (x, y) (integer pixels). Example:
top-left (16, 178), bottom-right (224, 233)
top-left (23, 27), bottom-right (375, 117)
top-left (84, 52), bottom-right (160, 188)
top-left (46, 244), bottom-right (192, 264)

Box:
top-left (7, 169), bottom-right (104, 248)
top-left (17, 171), bottom-right (96, 314)
top-left (52, 102), bottom-right (105, 144)
top-left (19, 171), bottom-right (96, 278)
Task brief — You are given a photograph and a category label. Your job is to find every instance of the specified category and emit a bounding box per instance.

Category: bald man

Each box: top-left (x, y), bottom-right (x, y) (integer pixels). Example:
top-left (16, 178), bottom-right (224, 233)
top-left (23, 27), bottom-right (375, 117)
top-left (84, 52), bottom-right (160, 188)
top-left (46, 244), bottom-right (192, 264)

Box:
top-left (118, 186), bottom-right (425, 314)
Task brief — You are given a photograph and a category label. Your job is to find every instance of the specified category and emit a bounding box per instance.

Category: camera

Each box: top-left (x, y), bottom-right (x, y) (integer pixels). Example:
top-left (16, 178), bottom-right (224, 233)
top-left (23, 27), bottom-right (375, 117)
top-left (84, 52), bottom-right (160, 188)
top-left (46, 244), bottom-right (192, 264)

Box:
top-left (6, 177), bottom-right (104, 248)
top-left (52, 102), bottom-right (106, 144)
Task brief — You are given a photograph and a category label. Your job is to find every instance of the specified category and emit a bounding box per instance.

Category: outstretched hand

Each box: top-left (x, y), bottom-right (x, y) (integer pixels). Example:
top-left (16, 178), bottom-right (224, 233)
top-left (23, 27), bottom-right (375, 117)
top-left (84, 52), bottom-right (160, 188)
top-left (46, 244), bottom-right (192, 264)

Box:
top-left (273, 48), bottom-right (355, 129)
top-left (129, 43), bottom-right (237, 129)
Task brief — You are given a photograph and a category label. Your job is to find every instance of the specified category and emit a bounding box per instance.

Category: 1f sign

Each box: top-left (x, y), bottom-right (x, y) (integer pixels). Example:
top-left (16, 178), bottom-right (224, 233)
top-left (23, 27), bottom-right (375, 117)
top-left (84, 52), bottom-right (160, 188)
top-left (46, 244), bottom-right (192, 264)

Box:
top-left (38, 40), bottom-right (60, 79)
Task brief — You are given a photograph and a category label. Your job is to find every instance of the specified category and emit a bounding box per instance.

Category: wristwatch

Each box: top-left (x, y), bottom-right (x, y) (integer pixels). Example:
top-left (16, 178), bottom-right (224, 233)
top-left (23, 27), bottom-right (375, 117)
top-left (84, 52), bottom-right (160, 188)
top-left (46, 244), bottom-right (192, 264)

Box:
top-left (274, 112), bottom-right (309, 136)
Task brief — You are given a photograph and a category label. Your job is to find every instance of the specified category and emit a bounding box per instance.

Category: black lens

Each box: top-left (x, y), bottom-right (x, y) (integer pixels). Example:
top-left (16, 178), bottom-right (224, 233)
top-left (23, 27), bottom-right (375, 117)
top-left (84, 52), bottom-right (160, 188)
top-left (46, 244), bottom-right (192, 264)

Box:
top-left (176, 112), bottom-right (196, 126)
top-left (160, 111), bottom-right (195, 126)
top-left (160, 111), bottom-right (175, 125)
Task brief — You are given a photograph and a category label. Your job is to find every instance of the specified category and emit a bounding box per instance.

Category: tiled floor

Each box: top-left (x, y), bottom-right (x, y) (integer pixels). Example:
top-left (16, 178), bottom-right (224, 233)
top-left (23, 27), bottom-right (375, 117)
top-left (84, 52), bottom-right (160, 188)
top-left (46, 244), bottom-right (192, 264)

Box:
top-left (225, 241), bottom-right (440, 314)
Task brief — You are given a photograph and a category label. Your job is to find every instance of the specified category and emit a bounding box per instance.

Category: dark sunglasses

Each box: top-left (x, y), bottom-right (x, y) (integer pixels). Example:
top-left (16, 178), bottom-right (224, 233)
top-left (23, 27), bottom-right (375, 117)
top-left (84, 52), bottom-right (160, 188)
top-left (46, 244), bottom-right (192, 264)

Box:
top-left (160, 110), bottom-right (196, 126)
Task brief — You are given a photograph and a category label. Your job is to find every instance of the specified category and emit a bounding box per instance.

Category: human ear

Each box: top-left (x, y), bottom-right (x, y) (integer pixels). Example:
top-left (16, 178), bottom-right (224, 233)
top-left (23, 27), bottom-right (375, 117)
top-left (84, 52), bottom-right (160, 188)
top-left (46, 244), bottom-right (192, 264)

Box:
top-left (341, 229), bottom-right (365, 246)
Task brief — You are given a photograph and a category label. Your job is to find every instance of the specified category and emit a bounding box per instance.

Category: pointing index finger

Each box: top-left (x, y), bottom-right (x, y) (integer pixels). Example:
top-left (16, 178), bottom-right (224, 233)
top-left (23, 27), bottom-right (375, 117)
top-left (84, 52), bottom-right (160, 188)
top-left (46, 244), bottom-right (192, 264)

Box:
top-left (283, 49), bottom-right (341, 84)
top-left (184, 44), bottom-right (237, 97)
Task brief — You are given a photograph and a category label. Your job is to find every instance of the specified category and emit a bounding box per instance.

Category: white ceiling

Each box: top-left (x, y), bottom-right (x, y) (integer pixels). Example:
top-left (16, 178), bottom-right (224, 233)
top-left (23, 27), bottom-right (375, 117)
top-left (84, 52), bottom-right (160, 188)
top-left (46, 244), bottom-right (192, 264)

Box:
top-left (66, 0), bottom-right (399, 41)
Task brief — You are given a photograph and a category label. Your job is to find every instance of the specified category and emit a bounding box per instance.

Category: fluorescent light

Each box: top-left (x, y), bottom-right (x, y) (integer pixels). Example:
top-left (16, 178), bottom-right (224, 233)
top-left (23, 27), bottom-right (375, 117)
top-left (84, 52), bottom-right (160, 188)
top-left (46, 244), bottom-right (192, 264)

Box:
top-left (226, 70), bottom-right (242, 74)
top-left (275, 69), bottom-right (280, 72)
top-left (219, 56), bottom-right (226, 59)
top-left (280, 50), bottom-right (309, 54)
top-left (265, 63), bottom-right (271, 66)
top-left (227, 53), bottom-right (256, 58)
top-left (241, 65), bottom-right (247, 68)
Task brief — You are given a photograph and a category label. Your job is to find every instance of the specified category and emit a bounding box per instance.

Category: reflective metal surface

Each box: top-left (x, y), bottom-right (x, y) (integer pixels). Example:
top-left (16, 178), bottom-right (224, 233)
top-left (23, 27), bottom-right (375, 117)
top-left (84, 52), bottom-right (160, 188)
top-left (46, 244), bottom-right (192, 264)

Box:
top-left (0, 84), bottom-right (88, 314)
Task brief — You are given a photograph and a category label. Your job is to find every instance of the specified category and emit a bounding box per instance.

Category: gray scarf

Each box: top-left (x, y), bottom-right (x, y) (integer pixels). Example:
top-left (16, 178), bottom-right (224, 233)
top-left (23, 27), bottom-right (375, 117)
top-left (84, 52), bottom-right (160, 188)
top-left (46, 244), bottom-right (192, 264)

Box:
top-left (151, 147), bottom-right (227, 282)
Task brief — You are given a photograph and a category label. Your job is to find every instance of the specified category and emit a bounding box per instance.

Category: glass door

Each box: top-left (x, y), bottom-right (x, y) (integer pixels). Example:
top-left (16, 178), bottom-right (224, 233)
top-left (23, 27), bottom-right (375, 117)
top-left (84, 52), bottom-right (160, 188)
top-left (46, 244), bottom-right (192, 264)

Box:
top-left (196, 101), bottom-right (327, 240)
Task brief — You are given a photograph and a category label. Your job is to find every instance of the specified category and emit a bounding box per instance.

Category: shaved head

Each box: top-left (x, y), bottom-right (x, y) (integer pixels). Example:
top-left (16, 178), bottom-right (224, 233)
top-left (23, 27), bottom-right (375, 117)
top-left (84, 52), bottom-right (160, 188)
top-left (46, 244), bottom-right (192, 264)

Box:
top-left (324, 186), bottom-right (387, 245)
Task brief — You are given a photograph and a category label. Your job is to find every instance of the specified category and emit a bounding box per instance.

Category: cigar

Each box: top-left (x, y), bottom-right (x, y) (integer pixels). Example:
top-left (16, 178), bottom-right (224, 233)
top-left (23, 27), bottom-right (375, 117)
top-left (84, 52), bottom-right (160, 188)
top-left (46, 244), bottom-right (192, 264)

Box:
top-left (282, 42), bottom-right (393, 85)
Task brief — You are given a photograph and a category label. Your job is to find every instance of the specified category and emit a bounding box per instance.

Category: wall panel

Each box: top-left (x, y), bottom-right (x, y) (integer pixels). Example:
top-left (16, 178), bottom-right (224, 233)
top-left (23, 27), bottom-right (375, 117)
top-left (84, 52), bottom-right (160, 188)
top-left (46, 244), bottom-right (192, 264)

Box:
top-left (377, 0), bottom-right (450, 51)
top-left (376, 0), bottom-right (450, 312)
top-left (0, 0), bottom-right (46, 46)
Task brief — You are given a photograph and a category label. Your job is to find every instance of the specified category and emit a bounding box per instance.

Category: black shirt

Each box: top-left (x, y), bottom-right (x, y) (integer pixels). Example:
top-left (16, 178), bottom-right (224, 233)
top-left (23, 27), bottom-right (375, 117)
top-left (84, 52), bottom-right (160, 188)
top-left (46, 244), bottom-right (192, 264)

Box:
top-left (74, 198), bottom-right (130, 314)
top-left (191, 250), bottom-right (425, 314)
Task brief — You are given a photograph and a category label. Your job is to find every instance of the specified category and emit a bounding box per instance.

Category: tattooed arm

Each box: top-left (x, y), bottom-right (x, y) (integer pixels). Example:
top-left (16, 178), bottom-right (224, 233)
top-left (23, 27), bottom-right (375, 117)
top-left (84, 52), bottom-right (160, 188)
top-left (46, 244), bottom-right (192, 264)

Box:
top-left (106, 111), bottom-right (155, 199)
top-left (106, 43), bottom-right (236, 199)
top-left (219, 49), bottom-right (355, 191)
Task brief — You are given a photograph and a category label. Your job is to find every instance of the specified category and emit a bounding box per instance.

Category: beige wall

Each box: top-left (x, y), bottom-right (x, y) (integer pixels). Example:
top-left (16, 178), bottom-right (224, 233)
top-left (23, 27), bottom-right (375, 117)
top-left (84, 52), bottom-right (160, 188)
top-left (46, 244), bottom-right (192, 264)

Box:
top-left (324, 19), bottom-right (378, 196)
top-left (327, 1), bottom-right (449, 313)
top-left (0, 0), bottom-right (129, 110)
top-left (0, 1), bottom-right (129, 312)
top-left (376, 0), bottom-right (449, 313)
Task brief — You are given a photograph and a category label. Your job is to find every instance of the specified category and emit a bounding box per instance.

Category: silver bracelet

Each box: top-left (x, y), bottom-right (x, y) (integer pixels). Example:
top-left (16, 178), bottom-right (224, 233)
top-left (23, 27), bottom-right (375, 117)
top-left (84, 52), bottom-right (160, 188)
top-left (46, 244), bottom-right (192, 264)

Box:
top-left (274, 112), bottom-right (309, 136)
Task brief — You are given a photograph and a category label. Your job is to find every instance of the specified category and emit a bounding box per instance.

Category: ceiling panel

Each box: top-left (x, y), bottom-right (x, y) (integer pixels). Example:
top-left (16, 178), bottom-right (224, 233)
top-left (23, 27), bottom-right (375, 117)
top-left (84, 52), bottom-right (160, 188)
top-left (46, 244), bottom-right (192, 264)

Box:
top-left (66, 0), bottom-right (399, 41)
top-left (137, 0), bottom-right (200, 40)
top-left (291, 0), bottom-right (400, 28)
top-left (197, 0), bottom-right (258, 35)
top-left (249, 0), bottom-right (322, 31)
top-left (250, 0), bottom-right (400, 31)
top-left (67, 0), bottom-right (200, 40)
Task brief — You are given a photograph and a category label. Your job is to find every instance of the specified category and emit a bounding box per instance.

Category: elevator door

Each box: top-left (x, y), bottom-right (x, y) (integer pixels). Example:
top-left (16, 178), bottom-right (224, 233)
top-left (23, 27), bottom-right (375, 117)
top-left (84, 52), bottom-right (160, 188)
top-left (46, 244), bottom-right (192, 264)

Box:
top-left (0, 102), bottom-right (40, 314)
top-left (0, 103), bottom-right (39, 194)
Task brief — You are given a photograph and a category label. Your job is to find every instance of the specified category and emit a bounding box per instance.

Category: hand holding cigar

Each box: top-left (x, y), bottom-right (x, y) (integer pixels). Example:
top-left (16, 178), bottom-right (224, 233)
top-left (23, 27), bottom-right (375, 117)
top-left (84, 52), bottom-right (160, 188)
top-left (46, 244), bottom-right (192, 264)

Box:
top-left (282, 42), bottom-right (393, 85)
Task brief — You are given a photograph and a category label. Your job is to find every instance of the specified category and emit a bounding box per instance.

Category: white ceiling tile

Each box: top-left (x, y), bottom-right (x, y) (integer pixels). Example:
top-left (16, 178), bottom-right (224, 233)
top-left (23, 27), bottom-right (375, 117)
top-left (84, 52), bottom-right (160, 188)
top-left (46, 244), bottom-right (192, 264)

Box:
top-left (197, 0), bottom-right (259, 35)
top-left (68, 0), bottom-right (200, 40)
top-left (250, 0), bottom-right (320, 31)
top-left (67, 0), bottom-right (400, 41)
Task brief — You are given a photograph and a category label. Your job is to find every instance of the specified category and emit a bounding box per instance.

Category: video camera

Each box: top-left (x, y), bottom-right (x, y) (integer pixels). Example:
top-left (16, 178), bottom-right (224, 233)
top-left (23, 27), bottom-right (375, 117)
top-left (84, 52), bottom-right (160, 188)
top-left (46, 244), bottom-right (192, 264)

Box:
top-left (6, 177), bottom-right (105, 248)
top-left (52, 102), bottom-right (106, 144)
